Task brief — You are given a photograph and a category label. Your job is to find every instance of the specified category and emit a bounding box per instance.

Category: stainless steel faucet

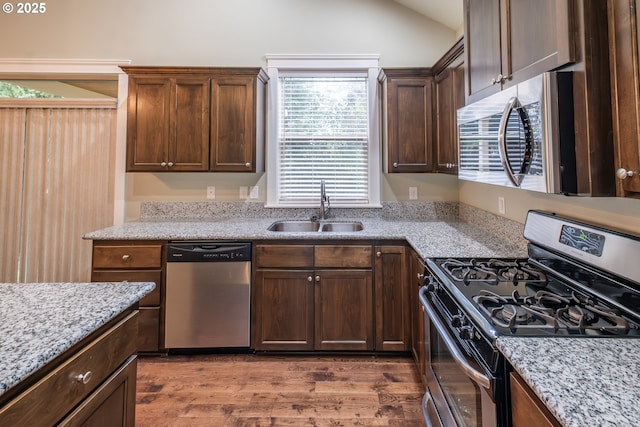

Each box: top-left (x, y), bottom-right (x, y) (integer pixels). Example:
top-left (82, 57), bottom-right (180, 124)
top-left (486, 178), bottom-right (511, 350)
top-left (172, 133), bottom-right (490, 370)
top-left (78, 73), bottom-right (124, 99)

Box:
top-left (320, 179), bottom-right (331, 219)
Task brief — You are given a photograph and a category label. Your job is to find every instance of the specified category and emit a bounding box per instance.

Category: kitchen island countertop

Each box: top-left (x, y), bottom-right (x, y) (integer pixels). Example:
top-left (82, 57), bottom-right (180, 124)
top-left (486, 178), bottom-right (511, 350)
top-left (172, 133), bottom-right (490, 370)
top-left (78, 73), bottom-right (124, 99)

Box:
top-left (497, 336), bottom-right (640, 427)
top-left (0, 281), bottom-right (155, 399)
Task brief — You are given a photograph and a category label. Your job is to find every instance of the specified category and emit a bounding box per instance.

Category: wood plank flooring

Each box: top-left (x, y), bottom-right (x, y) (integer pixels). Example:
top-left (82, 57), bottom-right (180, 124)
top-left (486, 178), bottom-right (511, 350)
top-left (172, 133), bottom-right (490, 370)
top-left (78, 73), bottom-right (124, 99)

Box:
top-left (136, 353), bottom-right (426, 426)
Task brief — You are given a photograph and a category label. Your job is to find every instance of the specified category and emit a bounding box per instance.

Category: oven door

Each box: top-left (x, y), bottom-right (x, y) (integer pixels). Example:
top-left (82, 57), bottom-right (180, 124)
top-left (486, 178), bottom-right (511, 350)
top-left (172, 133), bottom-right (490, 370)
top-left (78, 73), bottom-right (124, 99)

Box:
top-left (420, 286), bottom-right (497, 427)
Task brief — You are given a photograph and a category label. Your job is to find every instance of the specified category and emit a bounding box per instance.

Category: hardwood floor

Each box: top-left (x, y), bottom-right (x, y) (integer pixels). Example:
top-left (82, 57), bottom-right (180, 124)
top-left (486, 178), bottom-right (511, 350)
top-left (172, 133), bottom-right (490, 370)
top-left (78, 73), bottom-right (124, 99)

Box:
top-left (136, 353), bottom-right (426, 426)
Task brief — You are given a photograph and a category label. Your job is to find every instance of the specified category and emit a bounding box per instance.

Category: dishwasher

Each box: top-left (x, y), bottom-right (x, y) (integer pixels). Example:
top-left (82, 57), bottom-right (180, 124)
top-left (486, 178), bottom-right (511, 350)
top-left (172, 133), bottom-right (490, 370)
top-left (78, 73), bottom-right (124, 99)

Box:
top-left (165, 241), bottom-right (251, 349)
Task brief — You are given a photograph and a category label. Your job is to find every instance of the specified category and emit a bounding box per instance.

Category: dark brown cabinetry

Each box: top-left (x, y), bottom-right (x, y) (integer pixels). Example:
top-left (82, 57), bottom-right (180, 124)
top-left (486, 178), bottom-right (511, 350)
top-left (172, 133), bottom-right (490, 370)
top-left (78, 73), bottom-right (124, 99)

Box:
top-left (253, 244), bottom-right (374, 351)
top-left (123, 67), bottom-right (267, 173)
top-left (608, 0), bottom-right (640, 197)
top-left (510, 371), bottom-right (561, 427)
top-left (0, 311), bottom-right (138, 427)
top-left (374, 245), bottom-right (410, 351)
top-left (434, 39), bottom-right (465, 174)
top-left (379, 69), bottom-right (435, 173)
top-left (91, 241), bottom-right (165, 353)
top-left (464, 0), bottom-right (575, 103)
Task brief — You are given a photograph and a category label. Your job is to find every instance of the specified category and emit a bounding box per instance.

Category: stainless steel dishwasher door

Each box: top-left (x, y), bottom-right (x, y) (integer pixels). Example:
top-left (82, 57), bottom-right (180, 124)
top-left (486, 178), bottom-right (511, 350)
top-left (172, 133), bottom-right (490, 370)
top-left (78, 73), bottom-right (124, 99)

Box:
top-left (165, 242), bottom-right (251, 349)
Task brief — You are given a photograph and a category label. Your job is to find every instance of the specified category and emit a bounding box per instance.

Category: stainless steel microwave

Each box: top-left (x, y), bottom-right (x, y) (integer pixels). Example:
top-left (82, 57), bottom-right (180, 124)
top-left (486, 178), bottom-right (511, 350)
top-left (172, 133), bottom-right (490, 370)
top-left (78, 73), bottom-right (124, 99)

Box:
top-left (457, 72), bottom-right (577, 194)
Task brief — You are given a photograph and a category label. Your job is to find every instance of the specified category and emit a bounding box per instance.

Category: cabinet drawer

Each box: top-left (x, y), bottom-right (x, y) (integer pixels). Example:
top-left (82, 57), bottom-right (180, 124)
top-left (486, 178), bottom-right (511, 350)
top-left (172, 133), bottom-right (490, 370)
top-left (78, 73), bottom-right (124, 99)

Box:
top-left (93, 245), bottom-right (162, 269)
top-left (256, 245), bottom-right (314, 268)
top-left (315, 245), bottom-right (372, 268)
top-left (91, 270), bottom-right (161, 306)
top-left (0, 311), bottom-right (138, 427)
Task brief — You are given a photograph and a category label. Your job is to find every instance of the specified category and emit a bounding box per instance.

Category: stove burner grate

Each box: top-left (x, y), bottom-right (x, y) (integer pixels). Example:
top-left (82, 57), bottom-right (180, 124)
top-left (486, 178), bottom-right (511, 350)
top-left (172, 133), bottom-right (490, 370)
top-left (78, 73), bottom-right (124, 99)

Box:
top-left (441, 258), bottom-right (548, 286)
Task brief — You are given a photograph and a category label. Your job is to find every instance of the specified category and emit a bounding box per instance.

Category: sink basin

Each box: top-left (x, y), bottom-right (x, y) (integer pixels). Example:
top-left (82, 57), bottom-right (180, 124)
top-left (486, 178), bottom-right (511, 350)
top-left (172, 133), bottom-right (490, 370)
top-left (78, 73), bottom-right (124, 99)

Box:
top-left (320, 222), bottom-right (364, 232)
top-left (267, 220), bottom-right (364, 233)
top-left (267, 220), bottom-right (320, 232)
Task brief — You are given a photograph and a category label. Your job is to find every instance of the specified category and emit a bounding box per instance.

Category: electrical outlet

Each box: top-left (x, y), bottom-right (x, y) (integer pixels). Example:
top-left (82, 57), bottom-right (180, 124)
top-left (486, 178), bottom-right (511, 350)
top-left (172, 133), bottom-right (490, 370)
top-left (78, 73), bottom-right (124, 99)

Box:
top-left (206, 186), bottom-right (216, 199)
top-left (498, 196), bottom-right (506, 214)
top-left (239, 186), bottom-right (248, 199)
top-left (249, 186), bottom-right (259, 199)
top-left (409, 187), bottom-right (418, 200)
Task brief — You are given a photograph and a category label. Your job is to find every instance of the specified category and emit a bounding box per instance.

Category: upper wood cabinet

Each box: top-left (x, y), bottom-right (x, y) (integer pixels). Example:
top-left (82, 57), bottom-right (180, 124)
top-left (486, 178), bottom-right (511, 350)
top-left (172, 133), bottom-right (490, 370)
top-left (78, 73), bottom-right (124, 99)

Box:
top-left (122, 67), bottom-right (267, 172)
top-left (608, 0), bottom-right (640, 198)
top-left (434, 39), bottom-right (465, 174)
top-left (464, 0), bottom-right (575, 103)
top-left (379, 68), bottom-right (435, 173)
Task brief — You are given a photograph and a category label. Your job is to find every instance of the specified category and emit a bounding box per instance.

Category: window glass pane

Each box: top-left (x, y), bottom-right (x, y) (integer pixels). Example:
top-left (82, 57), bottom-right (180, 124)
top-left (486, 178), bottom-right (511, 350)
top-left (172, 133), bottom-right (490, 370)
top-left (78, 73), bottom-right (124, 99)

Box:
top-left (278, 76), bottom-right (369, 204)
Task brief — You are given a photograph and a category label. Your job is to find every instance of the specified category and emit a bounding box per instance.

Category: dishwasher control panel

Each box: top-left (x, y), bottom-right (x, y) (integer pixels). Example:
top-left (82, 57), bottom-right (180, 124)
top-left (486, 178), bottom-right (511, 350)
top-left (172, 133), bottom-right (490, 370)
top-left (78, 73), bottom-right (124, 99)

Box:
top-left (167, 242), bottom-right (252, 262)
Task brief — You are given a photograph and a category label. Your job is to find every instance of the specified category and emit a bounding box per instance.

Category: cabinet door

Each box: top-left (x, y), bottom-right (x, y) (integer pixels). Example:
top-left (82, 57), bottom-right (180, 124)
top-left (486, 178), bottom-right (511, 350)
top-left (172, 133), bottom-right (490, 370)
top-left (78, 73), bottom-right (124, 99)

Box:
top-left (386, 77), bottom-right (435, 172)
top-left (510, 371), bottom-right (561, 427)
top-left (464, 0), bottom-right (502, 102)
top-left (314, 269), bottom-right (373, 351)
top-left (374, 246), bottom-right (409, 351)
top-left (170, 78), bottom-right (210, 171)
top-left (253, 270), bottom-right (314, 350)
top-left (126, 78), bottom-right (171, 171)
top-left (505, 0), bottom-right (574, 88)
top-left (210, 77), bottom-right (255, 171)
top-left (609, 0), bottom-right (640, 196)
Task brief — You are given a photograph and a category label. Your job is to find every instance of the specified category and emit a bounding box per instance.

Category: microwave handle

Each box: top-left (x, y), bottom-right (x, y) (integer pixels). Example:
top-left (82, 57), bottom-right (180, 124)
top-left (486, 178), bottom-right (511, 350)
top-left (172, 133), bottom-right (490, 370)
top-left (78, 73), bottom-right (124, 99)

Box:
top-left (498, 96), bottom-right (534, 187)
top-left (419, 286), bottom-right (491, 389)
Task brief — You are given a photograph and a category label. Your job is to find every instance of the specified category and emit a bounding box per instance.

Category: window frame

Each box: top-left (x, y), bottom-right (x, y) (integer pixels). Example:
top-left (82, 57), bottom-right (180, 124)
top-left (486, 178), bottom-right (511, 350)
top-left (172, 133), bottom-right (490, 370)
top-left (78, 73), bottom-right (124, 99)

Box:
top-left (265, 54), bottom-right (381, 208)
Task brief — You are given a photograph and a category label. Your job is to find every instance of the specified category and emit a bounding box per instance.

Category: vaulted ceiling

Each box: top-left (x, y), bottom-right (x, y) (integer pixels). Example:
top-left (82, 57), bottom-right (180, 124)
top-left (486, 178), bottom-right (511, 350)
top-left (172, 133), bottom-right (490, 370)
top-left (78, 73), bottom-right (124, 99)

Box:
top-left (391, 0), bottom-right (463, 31)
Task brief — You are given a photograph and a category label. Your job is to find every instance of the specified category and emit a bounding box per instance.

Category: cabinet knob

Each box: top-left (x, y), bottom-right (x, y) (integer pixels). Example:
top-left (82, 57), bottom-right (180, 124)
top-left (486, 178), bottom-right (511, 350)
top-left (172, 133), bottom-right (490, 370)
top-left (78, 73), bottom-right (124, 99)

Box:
top-left (75, 371), bottom-right (93, 385)
top-left (160, 162), bottom-right (167, 167)
top-left (392, 162), bottom-right (398, 168)
top-left (245, 162), bottom-right (251, 168)
top-left (376, 251), bottom-right (382, 257)
top-left (167, 162), bottom-right (174, 167)
top-left (417, 273), bottom-right (424, 280)
top-left (616, 168), bottom-right (635, 180)
top-left (307, 276), bottom-right (313, 282)
top-left (315, 275), bottom-right (320, 282)
top-left (122, 254), bottom-right (130, 261)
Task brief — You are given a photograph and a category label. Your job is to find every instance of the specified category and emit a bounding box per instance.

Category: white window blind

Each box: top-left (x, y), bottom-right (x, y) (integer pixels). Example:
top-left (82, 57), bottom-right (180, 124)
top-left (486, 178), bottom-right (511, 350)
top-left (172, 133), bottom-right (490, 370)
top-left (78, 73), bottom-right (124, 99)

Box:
top-left (278, 75), bottom-right (370, 204)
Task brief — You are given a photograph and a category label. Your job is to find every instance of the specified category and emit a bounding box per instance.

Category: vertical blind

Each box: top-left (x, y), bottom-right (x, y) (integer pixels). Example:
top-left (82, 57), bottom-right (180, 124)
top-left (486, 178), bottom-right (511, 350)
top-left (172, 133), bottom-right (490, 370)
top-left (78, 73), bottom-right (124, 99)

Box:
top-left (0, 104), bottom-right (116, 283)
top-left (278, 75), bottom-right (370, 204)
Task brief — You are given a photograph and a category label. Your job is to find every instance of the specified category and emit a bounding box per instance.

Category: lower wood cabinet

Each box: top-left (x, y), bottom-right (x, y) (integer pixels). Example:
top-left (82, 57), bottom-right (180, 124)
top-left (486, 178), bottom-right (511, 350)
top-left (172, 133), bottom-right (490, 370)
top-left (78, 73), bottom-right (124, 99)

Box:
top-left (253, 242), bottom-right (406, 352)
top-left (0, 311), bottom-right (138, 427)
top-left (510, 371), bottom-right (561, 427)
top-left (91, 241), bottom-right (165, 353)
top-left (374, 245), bottom-right (410, 351)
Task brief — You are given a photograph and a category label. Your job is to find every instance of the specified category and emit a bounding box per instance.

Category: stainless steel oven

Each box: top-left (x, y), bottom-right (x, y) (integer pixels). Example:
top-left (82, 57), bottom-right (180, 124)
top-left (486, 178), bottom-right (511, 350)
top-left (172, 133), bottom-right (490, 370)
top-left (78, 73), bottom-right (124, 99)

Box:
top-left (420, 279), bottom-right (505, 426)
top-left (419, 210), bottom-right (640, 427)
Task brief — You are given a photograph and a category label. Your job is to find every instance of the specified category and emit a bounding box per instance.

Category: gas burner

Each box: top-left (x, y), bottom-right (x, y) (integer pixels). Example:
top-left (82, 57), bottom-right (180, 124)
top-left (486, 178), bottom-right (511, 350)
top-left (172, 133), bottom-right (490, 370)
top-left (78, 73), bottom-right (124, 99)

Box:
top-left (472, 288), bottom-right (633, 334)
top-left (440, 258), bottom-right (548, 286)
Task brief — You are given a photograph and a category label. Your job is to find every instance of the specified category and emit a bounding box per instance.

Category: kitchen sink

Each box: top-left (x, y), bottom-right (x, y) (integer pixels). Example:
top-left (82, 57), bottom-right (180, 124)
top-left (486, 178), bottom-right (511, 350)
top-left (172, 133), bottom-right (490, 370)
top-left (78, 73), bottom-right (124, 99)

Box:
top-left (320, 222), bottom-right (364, 232)
top-left (267, 220), bottom-right (363, 233)
top-left (267, 220), bottom-right (320, 232)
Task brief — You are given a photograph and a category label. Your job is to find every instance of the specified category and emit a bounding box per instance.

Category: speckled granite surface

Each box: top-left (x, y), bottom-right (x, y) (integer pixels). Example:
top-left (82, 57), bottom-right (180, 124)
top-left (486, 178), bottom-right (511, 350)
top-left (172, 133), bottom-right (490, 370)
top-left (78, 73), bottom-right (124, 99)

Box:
top-left (85, 202), bottom-right (527, 259)
top-left (497, 337), bottom-right (640, 427)
top-left (0, 282), bottom-right (155, 398)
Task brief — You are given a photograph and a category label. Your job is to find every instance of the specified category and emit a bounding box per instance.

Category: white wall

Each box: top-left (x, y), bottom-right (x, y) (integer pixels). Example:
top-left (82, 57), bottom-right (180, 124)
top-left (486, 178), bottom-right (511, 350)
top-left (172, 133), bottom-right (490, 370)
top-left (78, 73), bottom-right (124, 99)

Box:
top-left (1, 0), bottom-right (456, 67)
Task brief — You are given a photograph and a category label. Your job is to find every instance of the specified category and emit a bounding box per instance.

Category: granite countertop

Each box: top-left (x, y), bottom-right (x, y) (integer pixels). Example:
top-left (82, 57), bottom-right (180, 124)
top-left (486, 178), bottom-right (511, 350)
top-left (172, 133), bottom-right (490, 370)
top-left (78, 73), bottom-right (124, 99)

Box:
top-left (0, 281), bottom-right (155, 399)
top-left (497, 337), bottom-right (640, 427)
top-left (83, 217), bottom-right (527, 260)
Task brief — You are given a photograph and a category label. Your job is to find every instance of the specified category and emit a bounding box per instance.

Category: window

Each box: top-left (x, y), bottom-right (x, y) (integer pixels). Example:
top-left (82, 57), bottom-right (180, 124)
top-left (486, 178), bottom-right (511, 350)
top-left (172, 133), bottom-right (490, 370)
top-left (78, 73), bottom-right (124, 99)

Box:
top-left (266, 55), bottom-right (381, 207)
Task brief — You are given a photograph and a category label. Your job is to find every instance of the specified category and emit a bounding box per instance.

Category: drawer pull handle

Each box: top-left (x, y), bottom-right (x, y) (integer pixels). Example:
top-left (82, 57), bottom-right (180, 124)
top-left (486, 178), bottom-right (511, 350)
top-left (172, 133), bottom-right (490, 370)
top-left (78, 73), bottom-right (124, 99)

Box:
top-left (122, 255), bottom-right (130, 261)
top-left (75, 371), bottom-right (93, 385)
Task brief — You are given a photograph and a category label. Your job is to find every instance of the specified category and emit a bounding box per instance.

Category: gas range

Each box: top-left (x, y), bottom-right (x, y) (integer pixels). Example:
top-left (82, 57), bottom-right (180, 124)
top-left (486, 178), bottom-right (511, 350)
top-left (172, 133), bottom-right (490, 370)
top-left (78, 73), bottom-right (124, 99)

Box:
top-left (419, 210), bottom-right (640, 427)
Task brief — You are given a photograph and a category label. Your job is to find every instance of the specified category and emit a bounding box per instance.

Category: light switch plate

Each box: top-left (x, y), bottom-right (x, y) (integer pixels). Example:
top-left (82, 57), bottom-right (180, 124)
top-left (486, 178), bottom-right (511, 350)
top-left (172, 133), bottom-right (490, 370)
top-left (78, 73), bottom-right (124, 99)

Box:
top-left (249, 186), bottom-right (259, 199)
top-left (239, 186), bottom-right (248, 199)
top-left (498, 196), bottom-right (506, 214)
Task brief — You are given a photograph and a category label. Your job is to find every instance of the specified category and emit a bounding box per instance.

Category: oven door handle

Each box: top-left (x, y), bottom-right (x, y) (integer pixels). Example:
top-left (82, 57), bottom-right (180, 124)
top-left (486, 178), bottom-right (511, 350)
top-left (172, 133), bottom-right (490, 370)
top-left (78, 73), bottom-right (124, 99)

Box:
top-left (419, 286), bottom-right (492, 389)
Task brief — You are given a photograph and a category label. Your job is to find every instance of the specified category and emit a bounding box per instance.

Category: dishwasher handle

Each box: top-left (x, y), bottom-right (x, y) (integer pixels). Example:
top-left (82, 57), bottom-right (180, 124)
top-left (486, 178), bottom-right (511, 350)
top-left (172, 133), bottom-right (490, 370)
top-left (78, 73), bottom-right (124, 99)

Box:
top-left (167, 242), bottom-right (251, 262)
